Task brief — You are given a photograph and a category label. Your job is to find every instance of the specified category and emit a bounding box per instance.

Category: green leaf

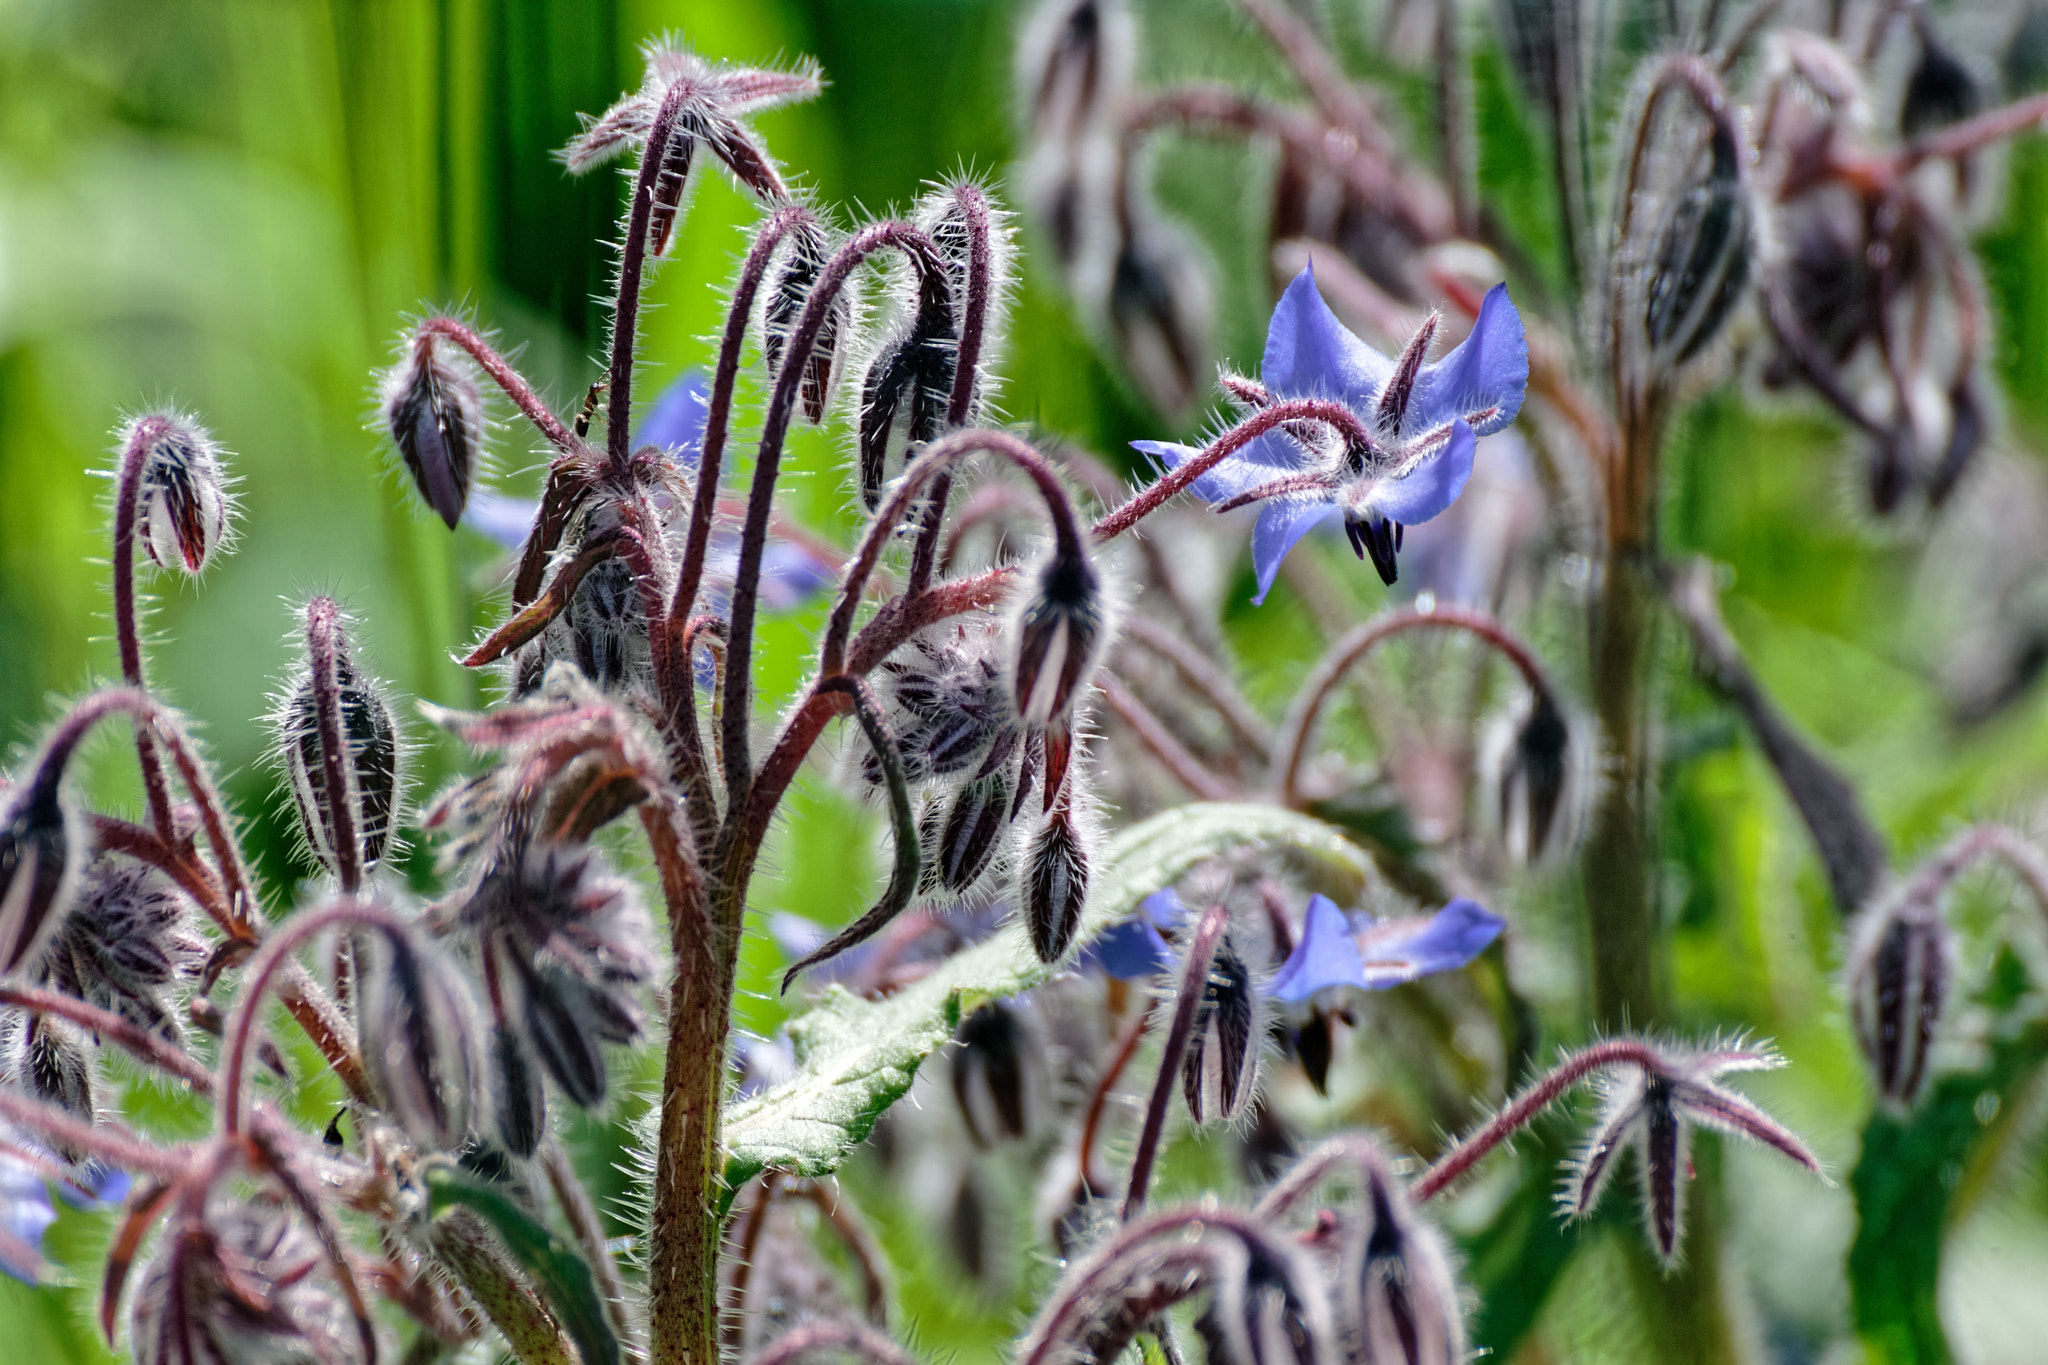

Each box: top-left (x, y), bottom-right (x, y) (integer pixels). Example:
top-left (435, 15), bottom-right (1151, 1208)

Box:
top-left (718, 802), bottom-right (1374, 1211)
top-left (425, 1165), bottom-right (620, 1365)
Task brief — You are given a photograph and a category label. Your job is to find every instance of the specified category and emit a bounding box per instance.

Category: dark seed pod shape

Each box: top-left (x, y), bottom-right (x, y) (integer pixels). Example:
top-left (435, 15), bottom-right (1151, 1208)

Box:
top-left (933, 772), bottom-right (1012, 893)
top-left (359, 929), bottom-right (481, 1149)
top-left (952, 1002), bottom-right (1032, 1146)
top-left (1643, 122), bottom-right (1751, 367)
top-left (0, 773), bottom-right (79, 977)
top-left (491, 1025), bottom-right (548, 1158)
top-left (1848, 894), bottom-right (1951, 1106)
top-left (1182, 938), bottom-right (1261, 1125)
top-left (1022, 805), bottom-right (1089, 963)
top-left (1354, 1168), bottom-right (1466, 1365)
top-left (1901, 23), bottom-right (1983, 139)
top-left (383, 337), bottom-right (485, 530)
top-left (857, 277), bottom-right (957, 509)
top-left (765, 221), bottom-right (847, 425)
top-left (647, 125), bottom-right (697, 259)
top-left (1010, 544), bottom-right (1105, 727)
top-left (1194, 1239), bottom-right (1322, 1365)
top-left (569, 554), bottom-right (647, 691)
top-left (1107, 215), bottom-right (1211, 417)
top-left (1500, 689), bottom-right (1571, 861)
top-left (281, 639), bottom-right (402, 877)
top-left (129, 416), bottom-right (232, 575)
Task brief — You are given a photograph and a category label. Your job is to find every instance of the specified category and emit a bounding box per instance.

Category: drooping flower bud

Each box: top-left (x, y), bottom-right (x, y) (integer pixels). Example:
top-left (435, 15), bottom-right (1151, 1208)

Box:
top-left (44, 854), bottom-right (203, 1039)
top-left (1021, 803), bottom-right (1089, 963)
top-left (1194, 1238), bottom-right (1324, 1365)
top-left (1019, 0), bottom-right (1130, 144)
top-left (1847, 889), bottom-right (1951, 1107)
top-left (1497, 689), bottom-right (1572, 862)
top-left (1106, 213), bottom-right (1213, 417)
top-left (1643, 121), bottom-right (1751, 367)
top-left (925, 772), bottom-right (1013, 895)
top-left (1901, 21), bottom-right (1983, 139)
top-left (1181, 937), bottom-right (1263, 1126)
top-left (568, 555), bottom-right (649, 692)
top-left (358, 927), bottom-right (482, 1150)
top-left (131, 1201), bottom-right (365, 1365)
top-left (3, 1016), bottom-right (95, 1156)
top-left (124, 414), bottom-right (233, 576)
top-left (490, 1024), bottom-right (548, 1158)
top-left (764, 220), bottom-right (849, 425)
top-left (278, 609), bottom-right (404, 879)
top-left (0, 767), bottom-right (80, 978)
top-left (382, 335), bottom-right (485, 530)
top-left (952, 1001), bottom-right (1034, 1147)
top-left (1352, 1167), bottom-right (1466, 1365)
top-left (1009, 541), bottom-right (1106, 728)
top-left (856, 267), bottom-right (958, 508)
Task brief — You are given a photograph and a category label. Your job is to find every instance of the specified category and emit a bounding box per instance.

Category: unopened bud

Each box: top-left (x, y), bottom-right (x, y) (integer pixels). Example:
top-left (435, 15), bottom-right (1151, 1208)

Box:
top-left (8, 1018), bottom-right (95, 1157)
top-left (1020, 0), bottom-right (1129, 143)
top-left (1926, 375), bottom-right (1985, 509)
top-left (1195, 1240), bottom-right (1322, 1365)
top-left (952, 1002), bottom-right (1034, 1146)
top-left (1021, 804), bottom-right (1089, 963)
top-left (1182, 938), bottom-right (1262, 1126)
top-left (1499, 690), bottom-right (1571, 862)
top-left (856, 281), bottom-right (957, 508)
top-left (491, 1025), bottom-right (547, 1158)
top-left (1010, 544), bottom-right (1105, 727)
top-left (1901, 22), bottom-right (1982, 139)
top-left (569, 555), bottom-right (648, 691)
top-left (49, 855), bottom-right (203, 1039)
top-left (383, 336), bottom-right (485, 530)
top-left (764, 221), bottom-right (848, 425)
top-left (359, 929), bottom-right (481, 1150)
top-left (1107, 215), bottom-right (1212, 417)
top-left (0, 771), bottom-right (79, 977)
top-left (926, 773), bottom-right (1013, 894)
top-left (279, 615), bottom-right (403, 878)
top-left (1643, 121), bottom-right (1751, 366)
top-left (1848, 892), bottom-right (1950, 1106)
top-left (126, 414), bottom-right (233, 576)
top-left (1354, 1170), bottom-right (1465, 1365)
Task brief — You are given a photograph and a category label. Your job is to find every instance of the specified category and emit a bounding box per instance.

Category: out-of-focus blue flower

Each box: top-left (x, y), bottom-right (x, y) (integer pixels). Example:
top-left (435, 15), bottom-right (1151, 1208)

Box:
top-left (1268, 894), bottom-right (1503, 1005)
top-left (1132, 264), bottom-right (1527, 601)
top-left (1080, 889), bottom-right (1181, 979)
top-left (0, 1147), bottom-right (126, 1284)
top-left (637, 370), bottom-right (709, 464)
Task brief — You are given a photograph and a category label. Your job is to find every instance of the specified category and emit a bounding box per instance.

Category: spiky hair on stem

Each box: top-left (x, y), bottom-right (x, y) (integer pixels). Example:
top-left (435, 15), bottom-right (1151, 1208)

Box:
top-left (108, 409), bottom-right (240, 578)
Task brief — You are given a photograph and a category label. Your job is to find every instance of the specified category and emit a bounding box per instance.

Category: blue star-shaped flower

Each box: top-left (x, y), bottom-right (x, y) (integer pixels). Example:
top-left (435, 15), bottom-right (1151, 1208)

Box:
top-left (1267, 893), bottom-right (1504, 1004)
top-left (1133, 264), bottom-right (1528, 603)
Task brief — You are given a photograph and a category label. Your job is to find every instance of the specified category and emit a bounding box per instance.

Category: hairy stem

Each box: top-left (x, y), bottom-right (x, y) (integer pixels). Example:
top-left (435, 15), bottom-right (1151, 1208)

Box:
top-left (110, 418), bottom-right (178, 837)
top-left (1124, 901), bottom-right (1229, 1219)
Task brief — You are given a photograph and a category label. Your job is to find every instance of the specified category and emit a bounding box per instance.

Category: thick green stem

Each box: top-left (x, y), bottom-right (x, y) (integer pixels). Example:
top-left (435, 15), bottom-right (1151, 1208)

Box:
top-left (1583, 543), bottom-right (1661, 1026)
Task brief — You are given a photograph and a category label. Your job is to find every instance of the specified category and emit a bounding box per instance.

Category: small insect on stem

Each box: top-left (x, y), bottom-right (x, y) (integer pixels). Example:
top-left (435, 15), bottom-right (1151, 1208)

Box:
top-left (575, 379), bottom-right (610, 441)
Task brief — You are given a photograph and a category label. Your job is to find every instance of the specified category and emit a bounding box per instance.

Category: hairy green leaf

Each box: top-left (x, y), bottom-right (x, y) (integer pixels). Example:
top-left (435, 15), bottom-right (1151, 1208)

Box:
top-left (717, 802), bottom-right (1374, 1211)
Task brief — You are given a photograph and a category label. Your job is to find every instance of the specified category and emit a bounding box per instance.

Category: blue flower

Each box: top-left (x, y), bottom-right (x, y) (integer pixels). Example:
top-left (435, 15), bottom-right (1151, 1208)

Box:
top-left (0, 1147), bottom-right (127, 1284)
top-left (1132, 264), bottom-right (1528, 602)
top-left (1079, 889), bottom-right (1180, 979)
top-left (1267, 894), bottom-right (1503, 1005)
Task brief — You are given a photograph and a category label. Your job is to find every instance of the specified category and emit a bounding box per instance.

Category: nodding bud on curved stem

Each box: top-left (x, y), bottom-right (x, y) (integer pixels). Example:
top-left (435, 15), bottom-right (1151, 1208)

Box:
top-left (1021, 798), bottom-right (1090, 963)
top-left (1124, 900), bottom-right (1231, 1218)
top-left (357, 926), bottom-right (483, 1150)
top-left (280, 599), bottom-right (401, 891)
top-left (765, 219), bottom-right (849, 426)
top-left (1181, 934), bottom-right (1264, 1127)
top-left (121, 413), bottom-right (234, 576)
top-left (382, 333), bottom-right (485, 530)
top-left (857, 244), bottom-right (958, 509)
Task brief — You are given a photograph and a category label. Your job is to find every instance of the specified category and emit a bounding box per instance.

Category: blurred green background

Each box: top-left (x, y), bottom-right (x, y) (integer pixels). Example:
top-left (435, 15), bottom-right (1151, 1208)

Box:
top-left (3, 0), bottom-right (2048, 1362)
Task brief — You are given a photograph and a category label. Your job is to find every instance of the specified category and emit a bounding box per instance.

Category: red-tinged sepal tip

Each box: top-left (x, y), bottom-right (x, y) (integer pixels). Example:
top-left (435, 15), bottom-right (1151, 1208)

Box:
top-left (122, 413), bottom-right (234, 576)
top-left (764, 219), bottom-right (849, 426)
top-left (383, 334), bottom-right (484, 530)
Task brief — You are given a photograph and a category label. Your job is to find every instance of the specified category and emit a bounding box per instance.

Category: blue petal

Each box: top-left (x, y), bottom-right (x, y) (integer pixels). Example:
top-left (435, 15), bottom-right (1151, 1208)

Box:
top-left (1356, 897), bottom-right (1504, 989)
top-left (759, 542), bottom-right (835, 610)
top-left (1137, 889), bottom-right (1187, 930)
top-left (1131, 437), bottom-right (1305, 506)
top-left (1365, 420), bottom-right (1475, 527)
top-left (1264, 264), bottom-right (1394, 411)
top-left (1083, 919), bottom-right (1175, 979)
top-left (1250, 499), bottom-right (1340, 605)
top-left (0, 1155), bottom-right (55, 1284)
top-left (1269, 894), bottom-right (1368, 1003)
top-left (1409, 284), bottom-right (1528, 438)
top-left (637, 371), bottom-right (709, 464)
top-left (464, 488), bottom-right (541, 549)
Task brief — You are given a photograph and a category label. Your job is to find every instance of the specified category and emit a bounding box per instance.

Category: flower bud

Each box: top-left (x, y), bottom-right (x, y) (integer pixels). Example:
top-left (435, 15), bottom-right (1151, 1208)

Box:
top-left (125, 414), bottom-right (232, 575)
top-left (1181, 938), bottom-right (1262, 1126)
top-left (491, 1024), bottom-right (547, 1158)
top-left (1010, 543), bottom-right (1106, 727)
top-left (279, 621), bottom-right (404, 878)
top-left (1643, 121), bottom-right (1751, 367)
top-left (0, 773), bottom-right (79, 978)
top-left (1195, 1240), bottom-right (1323, 1365)
top-left (1848, 892), bottom-right (1950, 1107)
top-left (131, 1202), bottom-right (363, 1365)
top-left (926, 772), bottom-right (1013, 894)
top-left (1019, 0), bottom-right (1130, 144)
top-left (1901, 22), bottom-right (1982, 139)
top-left (359, 928), bottom-right (482, 1150)
top-left (1107, 214), bottom-right (1212, 417)
top-left (1352, 1169), bottom-right (1465, 1365)
top-left (952, 1001), bottom-right (1035, 1147)
top-left (1925, 375), bottom-right (1985, 509)
top-left (4, 1017), bottom-right (95, 1157)
top-left (1498, 690), bottom-right (1572, 862)
top-left (764, 221), bottom-right (849, 425)
top-left (856, 280), bottom-right (958, 509)
top-left (383, 336), bottom-right (485, 530)
top-left (45, 854), bottom-right (203, 1039)
top-left (569, 555), bottom-right (649, 692)
top-left (1021, 804), bottom-right (1089, 963)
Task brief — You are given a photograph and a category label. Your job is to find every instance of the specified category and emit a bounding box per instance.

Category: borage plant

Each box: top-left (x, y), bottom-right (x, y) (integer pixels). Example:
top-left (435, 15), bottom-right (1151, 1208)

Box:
top-left (6, 5), bottom-right (2048, 1365)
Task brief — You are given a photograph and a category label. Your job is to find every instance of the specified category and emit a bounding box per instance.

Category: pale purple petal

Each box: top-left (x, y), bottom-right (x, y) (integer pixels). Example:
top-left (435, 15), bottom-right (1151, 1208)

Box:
top-left (0, 1155), bottom-right (55, 1284)
top-left (1083, 919), bottom-right (1174, 979)
top-left (1251, 499), bottom-right (1341, 605)
top-left (1364, 420), bottom-right (1475, 527)
top-left (1131, 436), bottom-right (1307, 506)
top-left (1355, 897), bottom-right (1504, 988)
top-left (637, 370), bottom-right (709, 464)
top-left (1269, 894), bottom-right (1368, 1003)
top-left (759, 542), bottom-right (835, 610)
top-left (1138, 889), bottom-right (1187, 929)
top-left (464, 488), bottom-right (542, 549)
top-left (1264, 264), bottom-right (1394, 410)
top-left (1409, 284), bottom-right (1528, 438)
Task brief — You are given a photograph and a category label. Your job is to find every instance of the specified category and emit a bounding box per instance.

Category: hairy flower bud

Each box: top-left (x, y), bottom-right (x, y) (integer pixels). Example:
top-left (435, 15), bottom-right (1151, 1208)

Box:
top-left (131, 1202), bottom-right (363, 1365)
top-left (1009, 543), bottom-right (1106, 728)
top-left (1498, 689), bottom-right (1572, 862)
top-left (3, 1016), bottom-right (95, 1157)
top-left (1848, 891), bottom-right (1951, 1107)
top-left (359, 928), bottom-right (482, 1149)
top-left (1182, 938), bottom-right (1263, 1126)
top-left (1901, 22), bottom-right (1982, 139)
top-left (278, 619), bottom-right (404, 878)
top-left (1643, 121), bottom-right (1751, 366)
top-left (44, 854), bottom-right (203, 1039)
top-left (0, 771), bottom-right (78, 979)
top-left (1352, 1169), bottom-right (1465, 1365)
top-left (383, 336), bottom-right (485, 530)
top-left (925, 772), bottom-right (1013, 895)
top-left (126, 414), bottom-right (233, 575)
top-left (764, 221), bottom-right (848, 425)
top-left (569, 555), bottom-right (649, 691)
top-left (1019, 0), bottom-right (1129, 144)
top-left (857, 260), bottom-right (957, 507)
top-left (1021, 803), bottom-right (1089, 963)
top-left (952, 1001), bottom-right (1034, 1147)
top-left (491, 1024), bottom-right (548, 1158)
top-left (1106, 214), bottom-right (1213, 417)
top-left (1195, 1238), bottom-right (1325, 1365)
